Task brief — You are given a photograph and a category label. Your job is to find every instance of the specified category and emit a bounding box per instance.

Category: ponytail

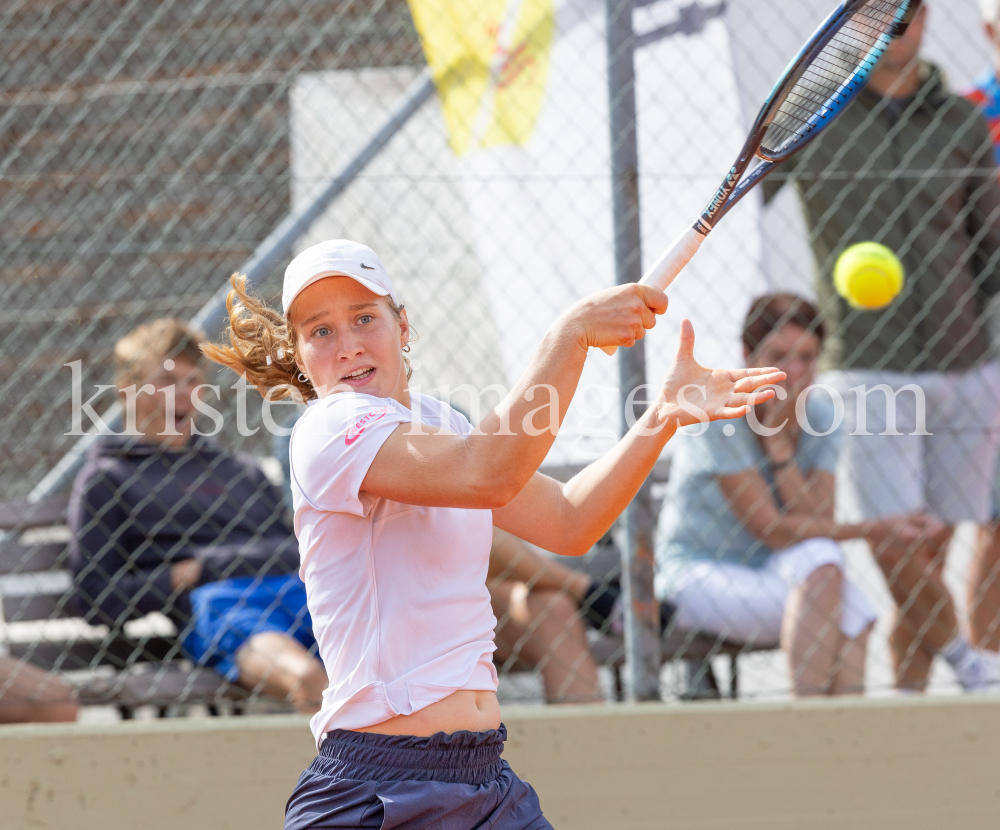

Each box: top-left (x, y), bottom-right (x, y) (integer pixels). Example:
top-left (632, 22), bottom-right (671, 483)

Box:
top-left (201, 273), bottom-right (313, 401)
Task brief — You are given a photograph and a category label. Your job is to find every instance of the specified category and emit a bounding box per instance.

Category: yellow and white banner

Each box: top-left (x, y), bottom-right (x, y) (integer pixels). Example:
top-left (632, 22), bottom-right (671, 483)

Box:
top-left (408, 0), bottom-right (555, 155)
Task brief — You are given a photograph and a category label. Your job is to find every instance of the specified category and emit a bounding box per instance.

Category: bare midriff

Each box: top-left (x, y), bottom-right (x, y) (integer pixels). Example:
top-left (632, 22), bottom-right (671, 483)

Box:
top-left (353, 690), bottom-right (501, 737)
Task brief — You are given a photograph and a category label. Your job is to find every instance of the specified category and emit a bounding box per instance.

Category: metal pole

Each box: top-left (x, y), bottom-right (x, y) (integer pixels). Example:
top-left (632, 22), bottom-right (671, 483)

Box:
top-left (605, 0), bottom-right (660, 701)
top-left (28, 70), bottom-right (435, 503)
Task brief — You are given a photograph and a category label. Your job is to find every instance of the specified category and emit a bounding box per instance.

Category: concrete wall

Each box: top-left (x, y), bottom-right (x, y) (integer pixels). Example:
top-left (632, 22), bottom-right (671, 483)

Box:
top-left (1, 696), bottom-right (999, 830)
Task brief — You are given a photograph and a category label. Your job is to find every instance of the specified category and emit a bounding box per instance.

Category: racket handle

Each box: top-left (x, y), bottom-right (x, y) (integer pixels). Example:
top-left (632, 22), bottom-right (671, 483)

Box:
top-left (639, 225), bottom-right (705, 290)
top-left (600, 225), bottom-right (706, 355)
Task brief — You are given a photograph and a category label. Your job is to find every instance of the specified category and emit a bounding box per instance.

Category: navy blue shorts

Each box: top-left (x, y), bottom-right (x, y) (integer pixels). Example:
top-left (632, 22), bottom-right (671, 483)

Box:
top-left (182, 574), bottom-right (316, 681)
top-left (284, 724), bottom-right (552, 830)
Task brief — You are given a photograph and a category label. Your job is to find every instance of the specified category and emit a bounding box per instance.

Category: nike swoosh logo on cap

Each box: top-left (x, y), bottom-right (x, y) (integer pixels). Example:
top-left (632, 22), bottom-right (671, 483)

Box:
top-left (360, 263), bottom-right (374, 270)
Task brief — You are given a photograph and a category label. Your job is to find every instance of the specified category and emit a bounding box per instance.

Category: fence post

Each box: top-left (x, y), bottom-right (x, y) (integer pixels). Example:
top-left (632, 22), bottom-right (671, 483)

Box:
top-left (604, 0), bottom-right (661, 701)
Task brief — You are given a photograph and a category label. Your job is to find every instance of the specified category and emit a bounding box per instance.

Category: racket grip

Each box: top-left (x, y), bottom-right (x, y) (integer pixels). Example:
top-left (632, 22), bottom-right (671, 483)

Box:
top-left (600, 225), bottom-right (706, 355)
top-left (639, 225), bottom-right (705, 290)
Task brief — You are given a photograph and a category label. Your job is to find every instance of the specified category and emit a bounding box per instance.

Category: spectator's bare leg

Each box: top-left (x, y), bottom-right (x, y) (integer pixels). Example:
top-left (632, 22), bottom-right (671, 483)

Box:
top-left (0, 656), bottom-right (78, 724)
top-left (888, 611), bottom-right (934, 690)
top-left (871, 531), bottom-right (957, 689)
top-left (781, 564), bottom-right (843, 696)
top-left (235, 632), bottom-right (326, 713)
top-left (490, 579), bottom-right (603, 704)
top-left (830, 624), bottom-right (872, 696)
top-left (489, 528), bottom-right (592, 602)
top-left (968, 523), bottom-right (1000, 651)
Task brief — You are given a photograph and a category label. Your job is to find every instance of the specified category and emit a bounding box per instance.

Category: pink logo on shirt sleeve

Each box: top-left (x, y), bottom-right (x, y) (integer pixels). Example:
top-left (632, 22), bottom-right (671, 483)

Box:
top-left (345, 407), bottom-right (390, 446)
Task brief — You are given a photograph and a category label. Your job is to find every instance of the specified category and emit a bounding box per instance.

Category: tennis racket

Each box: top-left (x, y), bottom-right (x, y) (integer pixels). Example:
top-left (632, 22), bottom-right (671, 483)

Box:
top-left (604, 0), bottom-right (919, 355)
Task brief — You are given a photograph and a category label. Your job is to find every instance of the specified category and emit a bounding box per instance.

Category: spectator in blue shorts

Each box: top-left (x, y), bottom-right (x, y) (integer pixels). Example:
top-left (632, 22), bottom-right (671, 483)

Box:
top-left (69, 319), bottom-right (325, 711)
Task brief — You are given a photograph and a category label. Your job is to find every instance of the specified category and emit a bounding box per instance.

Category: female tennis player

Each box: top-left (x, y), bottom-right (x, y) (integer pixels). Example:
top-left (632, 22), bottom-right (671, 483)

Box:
top-left (203, 239), bottom-right (784, 829)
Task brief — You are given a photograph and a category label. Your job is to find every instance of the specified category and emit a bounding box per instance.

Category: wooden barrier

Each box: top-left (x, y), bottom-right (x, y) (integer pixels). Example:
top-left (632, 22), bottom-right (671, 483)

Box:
top-left (1, 696), bottom-right (999, 829)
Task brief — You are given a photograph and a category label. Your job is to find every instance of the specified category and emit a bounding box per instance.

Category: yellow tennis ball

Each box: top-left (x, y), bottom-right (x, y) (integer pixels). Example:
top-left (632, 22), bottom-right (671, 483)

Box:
top-left (833, 242), bottom-right (904, 310)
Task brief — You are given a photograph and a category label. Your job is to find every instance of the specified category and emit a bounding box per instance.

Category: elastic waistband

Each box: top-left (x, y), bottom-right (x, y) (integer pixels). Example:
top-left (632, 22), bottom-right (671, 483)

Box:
top-left (314, 724), bottom-right (507, 785)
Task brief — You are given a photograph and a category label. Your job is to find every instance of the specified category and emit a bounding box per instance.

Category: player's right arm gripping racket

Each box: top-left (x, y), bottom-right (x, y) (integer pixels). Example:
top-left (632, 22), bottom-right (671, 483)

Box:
top-left (604, 0), bottom-right (919, 355)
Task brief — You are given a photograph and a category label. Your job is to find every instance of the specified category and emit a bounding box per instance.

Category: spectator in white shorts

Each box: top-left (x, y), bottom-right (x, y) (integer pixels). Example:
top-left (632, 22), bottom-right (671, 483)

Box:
top-left (830, 364), bottom-right (1000, 692)
top-left (656, 295), bottom-right (943, 696)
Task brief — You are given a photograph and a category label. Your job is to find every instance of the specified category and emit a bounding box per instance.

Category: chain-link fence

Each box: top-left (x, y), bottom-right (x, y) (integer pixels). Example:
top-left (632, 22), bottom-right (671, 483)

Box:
top-left (2, 0), bottom-right (1000, 722)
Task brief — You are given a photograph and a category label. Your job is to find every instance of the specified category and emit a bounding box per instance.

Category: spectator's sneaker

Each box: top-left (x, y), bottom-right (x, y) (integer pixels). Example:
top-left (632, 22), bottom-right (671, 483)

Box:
top-left (609, 593), bottom-right (625, 637)
top-left (947, 644), bottom-right (1000, 692)
top-left (581, 581), bottom-right (621, 633)
top-left (580, 581), bottom-right (675, 637)
top-left (941, 637), bottom-right (1000, 691)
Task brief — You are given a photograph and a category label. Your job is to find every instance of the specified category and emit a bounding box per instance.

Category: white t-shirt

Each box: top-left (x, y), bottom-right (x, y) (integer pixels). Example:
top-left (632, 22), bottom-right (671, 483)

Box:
top-left (289, 391), bottom-right (498, 746)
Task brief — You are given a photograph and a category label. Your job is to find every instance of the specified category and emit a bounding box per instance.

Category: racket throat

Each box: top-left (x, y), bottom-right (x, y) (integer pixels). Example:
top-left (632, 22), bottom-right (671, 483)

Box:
top-left (700, 143), bottom-right (766, 229)
top-left (701, 165), bottom-right (741, 228)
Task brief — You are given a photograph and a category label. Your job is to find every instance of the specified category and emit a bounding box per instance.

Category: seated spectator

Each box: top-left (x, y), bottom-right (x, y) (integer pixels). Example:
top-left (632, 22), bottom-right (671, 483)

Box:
top-left (654, 294), bottom-right (929, 697)
top-left (0, 651), bottom-right (78, 723)
top-left (487, 528), bottom-right (611, 704)
top-left (69, 319), bottom-right (325, 712)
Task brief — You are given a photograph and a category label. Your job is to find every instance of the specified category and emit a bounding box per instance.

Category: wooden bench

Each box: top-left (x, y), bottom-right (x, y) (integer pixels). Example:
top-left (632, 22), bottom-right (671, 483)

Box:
top-left (0, 495), bottom-right (249, 718)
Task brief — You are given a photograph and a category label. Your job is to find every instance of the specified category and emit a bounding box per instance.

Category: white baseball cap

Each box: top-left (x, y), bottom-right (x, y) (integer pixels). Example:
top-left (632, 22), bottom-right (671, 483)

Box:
top-left (282, 239), bottom-right (398, 315)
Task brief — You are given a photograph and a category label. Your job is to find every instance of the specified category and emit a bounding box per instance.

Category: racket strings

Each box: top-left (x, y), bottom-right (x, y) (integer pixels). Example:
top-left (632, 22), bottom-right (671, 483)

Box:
top-left (761, 0), bottom-right (907, 157)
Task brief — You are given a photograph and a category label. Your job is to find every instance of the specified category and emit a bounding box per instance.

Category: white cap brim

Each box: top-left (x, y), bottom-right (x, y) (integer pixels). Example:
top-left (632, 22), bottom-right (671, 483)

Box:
top-left (291, 270), bottom-right (390, 310)
top-left (282, 240), bottom-right (397, 315)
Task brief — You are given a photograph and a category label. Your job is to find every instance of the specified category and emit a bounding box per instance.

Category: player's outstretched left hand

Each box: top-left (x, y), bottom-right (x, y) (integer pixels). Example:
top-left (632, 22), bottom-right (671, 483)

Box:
top-left (655, 319), bottom-right (785, 428)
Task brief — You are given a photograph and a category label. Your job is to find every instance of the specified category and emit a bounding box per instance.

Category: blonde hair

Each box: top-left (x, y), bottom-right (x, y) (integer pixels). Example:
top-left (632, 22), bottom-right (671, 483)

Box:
top-left (115, 318), bottom-right (205, 389)
top-left (200, 272), bottom-right (413, 401)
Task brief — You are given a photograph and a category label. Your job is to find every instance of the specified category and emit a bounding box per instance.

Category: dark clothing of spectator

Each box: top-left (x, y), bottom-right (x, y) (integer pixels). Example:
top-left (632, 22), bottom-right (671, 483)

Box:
top-left (764, 62), bottom-right (1000, 374)
top-left (69, 434), bottom-right (299, 631)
